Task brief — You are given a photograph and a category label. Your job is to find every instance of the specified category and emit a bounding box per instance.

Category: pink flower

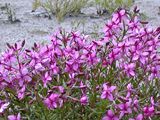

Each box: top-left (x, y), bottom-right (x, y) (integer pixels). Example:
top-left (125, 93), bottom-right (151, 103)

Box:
top-left (133, 97), bottom-right (139, 112)
top-left (126, 83), bottom-right (133, 98)
top-left (129, 114), bottom-right (143, 120)
top-left (43, 72), bottom-right (52, 87)
top-left (118, 99), bottom-right (132, 118)
top-left (28, 51), bottom-right (39, 67)
top-left (65, 61), bottom-right (79, 73)
top-left (148, 66), bottom-right (160, 80)
top-left (1, 49), bottom-right (16, 63)
top-left (44, 93), bottom-right (63, 109)
top-left (0, 101), bottom-right (9, 113)
top-left (8, 113), bottom-right (21, 120)
top-left (52, 86), bottom-right (65, 94)
top-left (124, 63), bottom-right (136, 77)
top-left (101, 83), bottom-right (116, 101)
top-left (143, 105), bottom-right (155, 117)
top-left (16, 67), bottom-right (31, 87)
top-left (112, 9), bottom-right (126, 24)
top-left (104, 20), bottom-right (115, 33)
top-left (80, 95), bottom-right (88, 105)
top-left (128, 16), bottom-right (140, 31)
top-left (143, 97), bottom-right (155, 117)
top-left (108, 48), bottom-right (120, 64)
top-left (17, 85), bottom-right (26, 100)
top-left (51, 63), bottom-right (59, 74)
top-left (102, 110), bottom-right (119, 120)
top-left (35, 63), bottom-right (45, 71)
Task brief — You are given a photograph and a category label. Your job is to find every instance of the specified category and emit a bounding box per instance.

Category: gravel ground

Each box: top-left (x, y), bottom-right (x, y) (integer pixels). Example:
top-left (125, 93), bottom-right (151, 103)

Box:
top-left (0, 0), bottom-right (159, 51)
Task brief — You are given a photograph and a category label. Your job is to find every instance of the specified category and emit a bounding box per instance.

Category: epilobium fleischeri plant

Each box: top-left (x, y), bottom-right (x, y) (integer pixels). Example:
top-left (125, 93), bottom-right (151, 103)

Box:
top-left (0, 8), bottom-right (160, 120)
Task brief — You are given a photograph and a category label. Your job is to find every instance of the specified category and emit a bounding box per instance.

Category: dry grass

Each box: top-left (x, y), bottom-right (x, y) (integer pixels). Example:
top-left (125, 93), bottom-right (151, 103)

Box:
top-left (32, 0), bottom-right (134, 21)
top-left (32, 0), bottom-right (88, 21)
top-left (95, 0), bottom-right (133, 15)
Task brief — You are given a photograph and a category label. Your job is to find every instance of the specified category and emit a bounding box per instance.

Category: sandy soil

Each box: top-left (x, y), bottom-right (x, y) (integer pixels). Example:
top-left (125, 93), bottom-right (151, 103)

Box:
top-left (0, 0), bottom-right (159, 52)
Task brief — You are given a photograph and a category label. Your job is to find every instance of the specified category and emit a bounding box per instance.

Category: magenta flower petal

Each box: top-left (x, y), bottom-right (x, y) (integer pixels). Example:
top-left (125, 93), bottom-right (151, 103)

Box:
top-left (8, 113), bottom-right (21, 120)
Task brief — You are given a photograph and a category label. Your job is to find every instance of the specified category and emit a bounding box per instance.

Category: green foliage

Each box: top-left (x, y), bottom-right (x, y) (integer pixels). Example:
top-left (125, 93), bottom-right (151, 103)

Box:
top-left (32, 0), bottom-right (88, 21)
top-left (95, 0), bottom-right (133, 15)
top-left (32, 0), bottom-right (41, 11)
top-left (32, 0), bottom-right (134, 21)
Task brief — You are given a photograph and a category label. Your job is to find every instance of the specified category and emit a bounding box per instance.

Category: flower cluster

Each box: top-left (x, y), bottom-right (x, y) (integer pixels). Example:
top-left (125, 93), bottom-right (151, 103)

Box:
top-left (103, 9), bottom-right (160, 79)
top-left (0, 8), bottom-right (159, 119)
top-left (102, 83), bottom-right (159, 120)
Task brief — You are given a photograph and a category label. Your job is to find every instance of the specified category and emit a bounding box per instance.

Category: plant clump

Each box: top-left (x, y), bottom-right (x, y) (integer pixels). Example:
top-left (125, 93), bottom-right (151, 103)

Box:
top-left (0, 8), bottom-right (160, 120)
top-left (95, 0), bottom-right (133, 15)
top-left (32, 0), bottom-right (134, 21)
top-left (32, 0), bottom-right (88, 21)
top-left (0, 3), bottom-right (20, 23)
